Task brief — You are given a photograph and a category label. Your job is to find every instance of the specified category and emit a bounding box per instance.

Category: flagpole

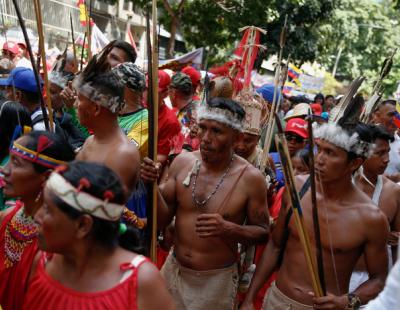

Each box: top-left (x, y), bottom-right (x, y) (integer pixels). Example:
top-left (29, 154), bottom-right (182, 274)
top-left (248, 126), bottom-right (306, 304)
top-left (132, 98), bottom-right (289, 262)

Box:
top-left (33, 0), bottom-right (54, 132)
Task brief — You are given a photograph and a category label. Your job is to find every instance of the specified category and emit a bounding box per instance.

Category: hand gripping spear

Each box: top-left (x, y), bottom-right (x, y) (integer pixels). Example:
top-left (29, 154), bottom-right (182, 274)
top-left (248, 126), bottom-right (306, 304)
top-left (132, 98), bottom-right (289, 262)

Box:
top-left (275, 114), bottom-right (324, 298)
top-left (11, 0), bottom-right (50, 131)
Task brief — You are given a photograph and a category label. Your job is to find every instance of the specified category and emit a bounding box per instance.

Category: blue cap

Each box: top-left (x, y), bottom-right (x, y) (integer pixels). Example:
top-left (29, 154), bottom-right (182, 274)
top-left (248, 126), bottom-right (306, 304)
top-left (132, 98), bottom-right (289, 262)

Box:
top-left (256, 84), bottom-right (282, 104)
top-left (0, 67), bottom-right (43, 93)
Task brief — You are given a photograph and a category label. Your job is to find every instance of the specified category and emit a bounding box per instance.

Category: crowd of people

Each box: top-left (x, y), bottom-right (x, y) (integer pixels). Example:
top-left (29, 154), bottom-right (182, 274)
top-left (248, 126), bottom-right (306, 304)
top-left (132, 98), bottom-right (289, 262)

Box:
top-left (0, 33), bottom-right (399, 310)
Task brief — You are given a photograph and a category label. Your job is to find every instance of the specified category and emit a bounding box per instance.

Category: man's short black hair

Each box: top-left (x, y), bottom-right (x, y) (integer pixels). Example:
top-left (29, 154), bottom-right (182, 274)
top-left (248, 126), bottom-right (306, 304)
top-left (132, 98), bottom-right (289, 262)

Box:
top-left (207, 97), bottom-right (245, 121)
top-left (374, 99), bottom-right (396, 113)
top-left (20, 89), bottom-right (40, 104)
top-left (369, 124), bottom-right (394, 143)
top-left (325, 95), bottom-right (334, 100)
top-left (112, 40), bottom-right (137, 63)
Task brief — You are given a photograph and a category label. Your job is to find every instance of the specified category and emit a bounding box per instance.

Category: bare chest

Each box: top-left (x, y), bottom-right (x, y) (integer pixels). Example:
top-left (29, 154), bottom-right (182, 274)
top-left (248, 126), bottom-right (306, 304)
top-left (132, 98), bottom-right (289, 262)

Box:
top-left (175, 166), bottom-right (248, 221)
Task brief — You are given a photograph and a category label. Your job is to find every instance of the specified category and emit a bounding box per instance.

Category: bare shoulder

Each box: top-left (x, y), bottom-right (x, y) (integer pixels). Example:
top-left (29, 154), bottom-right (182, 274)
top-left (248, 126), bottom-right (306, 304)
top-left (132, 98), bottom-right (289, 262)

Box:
top-left (169, 150), bottom-right (199, 174)
top-left (76, 135), bottom-right (94, 159)
top-left (382, 175), bottom-right (400, 194)
top-left (358, 199), bottom-right (388, 231)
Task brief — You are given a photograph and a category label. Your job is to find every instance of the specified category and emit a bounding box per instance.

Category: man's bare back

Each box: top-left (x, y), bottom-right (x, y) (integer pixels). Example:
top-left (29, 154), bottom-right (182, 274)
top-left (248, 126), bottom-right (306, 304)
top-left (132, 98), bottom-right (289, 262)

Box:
top-left (275, 175), bottom-right (388, 305)
top-left (160, 150), bottom-right (269, 271)
top-left (77, 132), bottom-right (140, 193)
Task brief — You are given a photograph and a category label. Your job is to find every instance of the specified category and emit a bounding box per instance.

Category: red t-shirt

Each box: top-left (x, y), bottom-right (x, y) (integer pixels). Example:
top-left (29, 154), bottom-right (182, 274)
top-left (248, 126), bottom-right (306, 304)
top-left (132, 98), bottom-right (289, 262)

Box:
top-left (0, 202), bottom-right (38, 310)
top-left (23, 253), bottom-right (149, 310)
top-left (158, 103), bottom-right (181, 156)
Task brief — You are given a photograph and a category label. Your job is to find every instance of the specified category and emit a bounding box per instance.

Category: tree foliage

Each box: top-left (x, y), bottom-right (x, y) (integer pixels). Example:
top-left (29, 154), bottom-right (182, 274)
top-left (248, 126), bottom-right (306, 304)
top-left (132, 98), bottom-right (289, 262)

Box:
top-left (316, 0), bottom-right (400, 95)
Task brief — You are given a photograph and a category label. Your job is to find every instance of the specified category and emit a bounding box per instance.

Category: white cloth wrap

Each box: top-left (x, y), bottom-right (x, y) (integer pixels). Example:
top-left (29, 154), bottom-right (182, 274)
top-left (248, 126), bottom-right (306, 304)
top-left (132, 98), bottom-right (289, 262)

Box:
top-left (45, 172), bottom-right (124, 221)
top-left (196, 105), bottom-right (243, 131)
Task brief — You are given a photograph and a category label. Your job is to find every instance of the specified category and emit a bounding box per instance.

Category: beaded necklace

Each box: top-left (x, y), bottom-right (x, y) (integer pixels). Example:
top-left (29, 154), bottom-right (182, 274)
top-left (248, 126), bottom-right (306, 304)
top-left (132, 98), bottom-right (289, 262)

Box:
top-left (191, 155), bottom-right (235, 208)
top-left (4, 204), bottom-right (38, 268)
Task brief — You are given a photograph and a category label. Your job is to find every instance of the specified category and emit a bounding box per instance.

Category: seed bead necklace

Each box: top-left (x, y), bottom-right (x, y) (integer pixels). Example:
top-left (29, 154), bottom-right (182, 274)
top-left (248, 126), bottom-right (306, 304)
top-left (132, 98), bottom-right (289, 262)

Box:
top-left (191, 155), bottom-right (235, 208)
top-left (4, 205), bottom-right (38, 268)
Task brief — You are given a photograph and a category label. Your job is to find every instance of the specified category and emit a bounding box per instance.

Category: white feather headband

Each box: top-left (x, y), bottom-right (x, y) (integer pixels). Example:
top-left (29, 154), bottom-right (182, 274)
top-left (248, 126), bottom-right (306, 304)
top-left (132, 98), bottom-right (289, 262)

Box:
top-left (314, 123), bottom-right (375, 157)
top-left (45, 172), bottom-right (124, 221)
top-left (196, 104), bottom-right (243, 131)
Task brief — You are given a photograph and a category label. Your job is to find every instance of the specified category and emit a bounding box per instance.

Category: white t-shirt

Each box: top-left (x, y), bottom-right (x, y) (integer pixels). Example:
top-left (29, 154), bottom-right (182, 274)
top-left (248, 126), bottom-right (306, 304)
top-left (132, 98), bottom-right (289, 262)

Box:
top-left (15, 57), bottom-right (32, 69)
top-left (365, 238), bottom-right (400, 310)
top-left (385, 132), bottom-right (400, 175)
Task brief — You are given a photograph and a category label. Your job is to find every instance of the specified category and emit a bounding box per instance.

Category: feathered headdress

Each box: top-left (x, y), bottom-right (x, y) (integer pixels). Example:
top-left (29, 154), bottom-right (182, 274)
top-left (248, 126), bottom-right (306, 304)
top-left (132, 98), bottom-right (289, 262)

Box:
top-left (72, 54), bottom-right (125, 113)
top-left (314, 77), bottom-right (374, 157)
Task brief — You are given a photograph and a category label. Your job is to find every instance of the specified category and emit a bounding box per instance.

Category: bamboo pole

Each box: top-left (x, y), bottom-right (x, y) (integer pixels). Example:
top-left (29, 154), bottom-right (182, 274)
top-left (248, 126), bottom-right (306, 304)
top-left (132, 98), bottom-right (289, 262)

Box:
top-left (33, 0), bottom-right (54, 132)
top-left (150, 0), bottom-right (159, 263)
top-left (307, 115), bottom-right (326, 295)
top-left (85, 0), bottom-right (92, 61)
top-left (70, 13), bottom-right (78, 72)
top-left (275, 114), bottom-right (323, 298)
top-left (11, 0), bottom-right (50, 131)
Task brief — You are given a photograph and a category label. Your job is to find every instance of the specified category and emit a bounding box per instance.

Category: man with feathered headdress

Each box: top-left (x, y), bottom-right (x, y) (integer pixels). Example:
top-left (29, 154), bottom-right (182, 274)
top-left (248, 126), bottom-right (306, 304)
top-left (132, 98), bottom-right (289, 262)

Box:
top-left (243, 88), bottom-right (389, 309)
top-left (141, 96), bottom-right (270, 310)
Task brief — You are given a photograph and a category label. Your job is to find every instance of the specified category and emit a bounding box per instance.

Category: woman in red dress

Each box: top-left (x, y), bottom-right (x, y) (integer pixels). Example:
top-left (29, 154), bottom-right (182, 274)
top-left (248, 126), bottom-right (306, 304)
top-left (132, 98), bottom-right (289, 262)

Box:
top-left (24, 161), bottom-right (174, 310)
top-left (0, 131), bottom-right (75, 310)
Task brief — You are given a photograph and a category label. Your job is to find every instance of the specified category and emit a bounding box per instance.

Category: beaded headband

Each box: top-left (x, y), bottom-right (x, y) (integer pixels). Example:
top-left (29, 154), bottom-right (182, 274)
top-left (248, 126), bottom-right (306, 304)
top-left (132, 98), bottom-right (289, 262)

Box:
top-left (46, 172), bottom-right (124, 221)
top-left (10, 142), bottom-right (67, 169)
top-left (196, 104), bottom-right (243, 131)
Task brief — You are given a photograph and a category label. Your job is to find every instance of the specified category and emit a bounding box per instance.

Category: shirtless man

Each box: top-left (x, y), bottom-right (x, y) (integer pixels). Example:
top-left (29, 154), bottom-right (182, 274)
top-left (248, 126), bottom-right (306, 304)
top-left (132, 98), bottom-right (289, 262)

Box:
top-left (242, 122), bottom-right (389, 309)
top-left (141, 97), bottom-right (270, 309)
top-left (74, 68), bottom-right (140, 194)
top-left (352, 125), bottom-right (400, 287)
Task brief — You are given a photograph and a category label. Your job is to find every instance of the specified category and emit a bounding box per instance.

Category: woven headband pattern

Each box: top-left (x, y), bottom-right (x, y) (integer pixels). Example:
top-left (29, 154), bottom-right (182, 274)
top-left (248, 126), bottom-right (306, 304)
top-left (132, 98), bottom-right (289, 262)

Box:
top-left (10, 142), bottom-right (67, 169)
top-left (46, 172), bottom-right (124, 221)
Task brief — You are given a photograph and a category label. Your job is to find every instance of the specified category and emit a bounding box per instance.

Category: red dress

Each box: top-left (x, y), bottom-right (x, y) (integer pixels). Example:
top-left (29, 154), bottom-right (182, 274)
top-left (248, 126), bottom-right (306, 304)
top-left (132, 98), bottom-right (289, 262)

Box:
top-left (0, 202), bottom-right (38, 310)
top-left (23, 253), bottom-right (149, 310)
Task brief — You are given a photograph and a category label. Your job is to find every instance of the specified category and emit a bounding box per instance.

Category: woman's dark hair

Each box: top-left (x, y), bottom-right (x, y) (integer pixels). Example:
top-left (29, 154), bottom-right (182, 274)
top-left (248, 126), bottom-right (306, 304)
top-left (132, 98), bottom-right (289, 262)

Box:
top-left (23, 131), bottom-right (76, 173)
top-left (0, 100), bottom-right (32, 160)
top-left (51, 161), bottom-right (144, 253)
top-left (294, 148), bottom-right (310, 169)
top-left (112, 40), bottom-right (137, 63)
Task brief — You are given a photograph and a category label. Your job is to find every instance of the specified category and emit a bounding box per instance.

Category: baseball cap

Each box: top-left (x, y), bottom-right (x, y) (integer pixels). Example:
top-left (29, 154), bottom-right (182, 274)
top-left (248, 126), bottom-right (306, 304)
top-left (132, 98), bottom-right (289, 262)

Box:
top-left (182, 66), bottom-right (201, 87)
top-left (285, 118), bottom-right (308, 138)
top-left (2, 41), bottom-right (19, 55)
top-left (0, 67), bottom-right (43, 93)
top-left (158, 70), bottom-right (171, 92)
top-left (170, 72), bottom-right (192, 93)
top-left (310, 103), bottom-right (322, 116)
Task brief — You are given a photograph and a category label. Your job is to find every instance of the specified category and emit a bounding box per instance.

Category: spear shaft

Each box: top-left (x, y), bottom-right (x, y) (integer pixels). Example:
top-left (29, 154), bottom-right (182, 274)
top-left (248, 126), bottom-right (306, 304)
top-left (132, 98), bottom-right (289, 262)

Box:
top-left (11, 0), bottom-right (50, 131)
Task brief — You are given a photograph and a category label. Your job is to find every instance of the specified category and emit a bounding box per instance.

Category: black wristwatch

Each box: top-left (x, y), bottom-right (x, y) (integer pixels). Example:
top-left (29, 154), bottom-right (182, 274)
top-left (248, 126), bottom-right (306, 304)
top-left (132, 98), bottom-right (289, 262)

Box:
top-left (347, 293), bottom-right (361, 310)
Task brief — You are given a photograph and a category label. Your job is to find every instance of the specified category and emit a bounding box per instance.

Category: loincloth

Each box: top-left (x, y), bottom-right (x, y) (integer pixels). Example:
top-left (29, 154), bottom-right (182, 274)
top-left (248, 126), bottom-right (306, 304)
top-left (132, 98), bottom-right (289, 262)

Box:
top-left (261, 282), bottom-right (313, 310)
top-left (160, 252), bottom-right (239, 310)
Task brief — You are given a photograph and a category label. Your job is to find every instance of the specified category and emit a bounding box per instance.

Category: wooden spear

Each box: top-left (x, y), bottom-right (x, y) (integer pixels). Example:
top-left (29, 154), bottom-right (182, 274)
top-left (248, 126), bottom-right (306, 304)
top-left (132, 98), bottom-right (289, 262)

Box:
top-left (145, 1), bottom-right (159, 263)
top-left (33, 0), bottom-right (54, 132)
top-left (261, 15), bottom-right (288, 168)
top-left (275, 114), bottom-right (324, 298)
top-left (307, 114), bottom-right (326, 295)
top-left (70, 13), bottom-right (78, 72)
top-left (11, 0), bottom-right (50, 131)
top-left (85, 0), bottom-right (92, 61)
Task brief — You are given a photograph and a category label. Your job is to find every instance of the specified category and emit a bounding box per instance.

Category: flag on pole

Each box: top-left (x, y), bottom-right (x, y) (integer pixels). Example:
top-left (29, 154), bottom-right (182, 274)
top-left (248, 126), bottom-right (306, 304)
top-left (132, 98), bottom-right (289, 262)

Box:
top-left (77, 0), bottom-right (93, 27)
